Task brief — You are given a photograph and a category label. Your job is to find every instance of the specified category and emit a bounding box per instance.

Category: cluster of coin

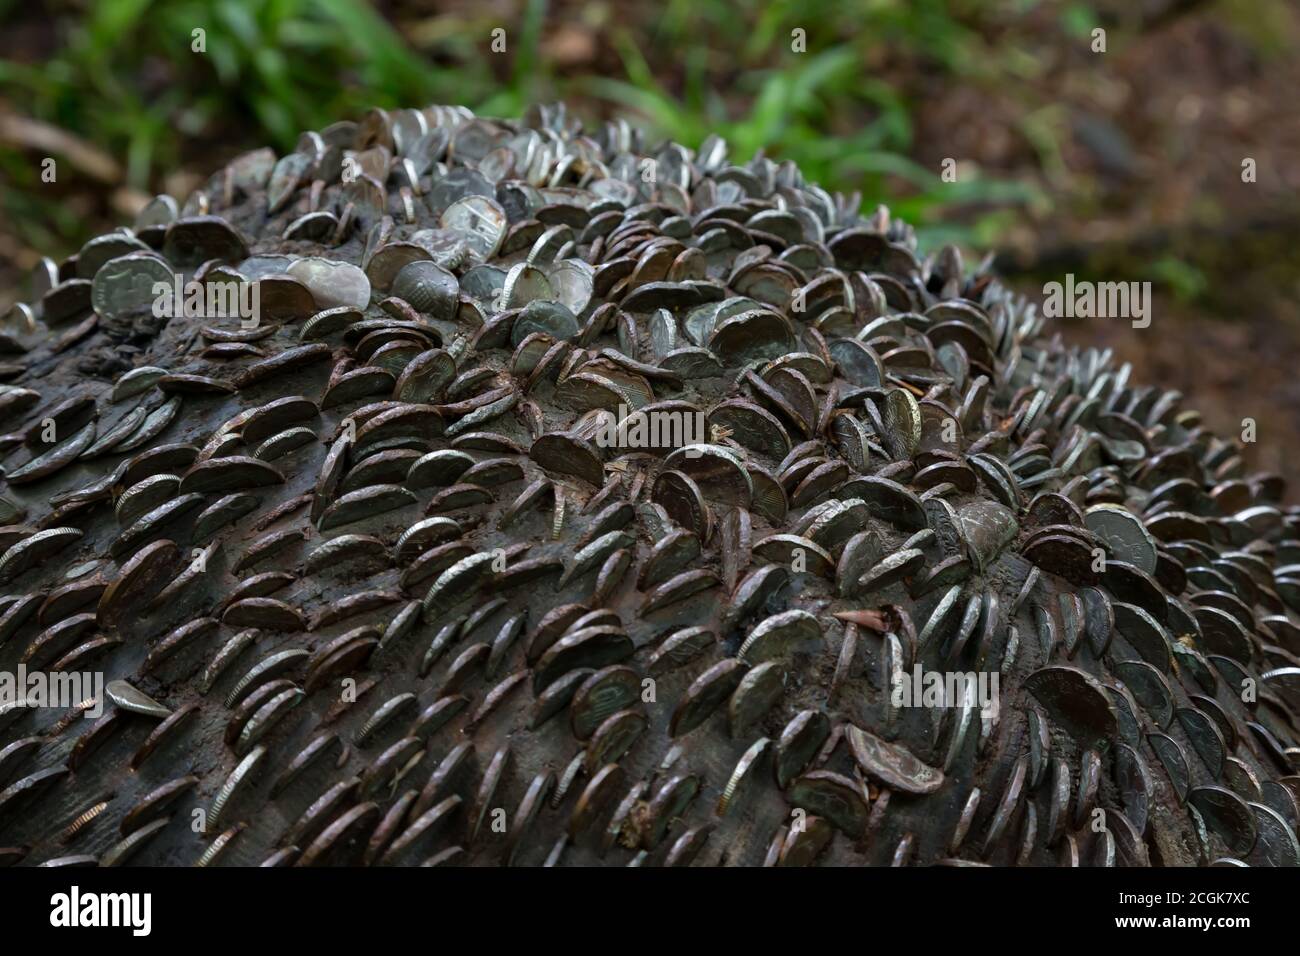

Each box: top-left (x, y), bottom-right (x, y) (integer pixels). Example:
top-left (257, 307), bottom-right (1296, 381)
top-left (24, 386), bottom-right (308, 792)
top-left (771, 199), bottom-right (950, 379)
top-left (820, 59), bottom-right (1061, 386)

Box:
top-left (0, 102), bottom-right (1296, 867)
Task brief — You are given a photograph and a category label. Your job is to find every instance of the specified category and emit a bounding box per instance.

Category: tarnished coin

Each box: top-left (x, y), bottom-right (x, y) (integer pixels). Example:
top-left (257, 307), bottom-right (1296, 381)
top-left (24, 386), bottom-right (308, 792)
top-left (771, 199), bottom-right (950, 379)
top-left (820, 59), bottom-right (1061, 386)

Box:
top-left (441, 195), bottom-right (508, 263)
top-left (91, 253), bottom-right (175, 322)
top-left (788, 770), bottom-right (870, 837)
top-left (846, 725), bottom-right (944, 794)
top-left (1085, 504), bottom-right (1158, 575)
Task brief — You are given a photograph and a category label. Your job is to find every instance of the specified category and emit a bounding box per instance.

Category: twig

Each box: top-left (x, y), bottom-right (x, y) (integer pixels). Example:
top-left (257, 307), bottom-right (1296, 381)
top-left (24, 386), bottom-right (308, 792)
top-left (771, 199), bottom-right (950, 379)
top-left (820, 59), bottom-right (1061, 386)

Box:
top-left (0, 112), bottom-right (121, 183)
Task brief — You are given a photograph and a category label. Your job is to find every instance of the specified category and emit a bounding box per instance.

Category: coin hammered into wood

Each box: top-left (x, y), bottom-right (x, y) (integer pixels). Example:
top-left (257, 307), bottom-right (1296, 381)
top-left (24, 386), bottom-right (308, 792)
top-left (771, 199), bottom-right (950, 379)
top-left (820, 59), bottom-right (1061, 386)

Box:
top-left (0, 101), bottom-right (1294, 868)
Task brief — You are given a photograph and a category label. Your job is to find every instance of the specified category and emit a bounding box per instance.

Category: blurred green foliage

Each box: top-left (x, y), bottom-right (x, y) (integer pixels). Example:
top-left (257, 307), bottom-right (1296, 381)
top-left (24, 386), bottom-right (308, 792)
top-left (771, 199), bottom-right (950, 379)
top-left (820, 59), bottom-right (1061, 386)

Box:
top-left (1, 0), bottom-right (1074, 259)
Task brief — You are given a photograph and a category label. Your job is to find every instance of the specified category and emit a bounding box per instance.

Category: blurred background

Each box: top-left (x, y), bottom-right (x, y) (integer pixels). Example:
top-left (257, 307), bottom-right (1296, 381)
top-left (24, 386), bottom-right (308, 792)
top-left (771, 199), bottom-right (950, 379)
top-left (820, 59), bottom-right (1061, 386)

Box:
top-left (1, 0), bottom-right (1298, 481)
